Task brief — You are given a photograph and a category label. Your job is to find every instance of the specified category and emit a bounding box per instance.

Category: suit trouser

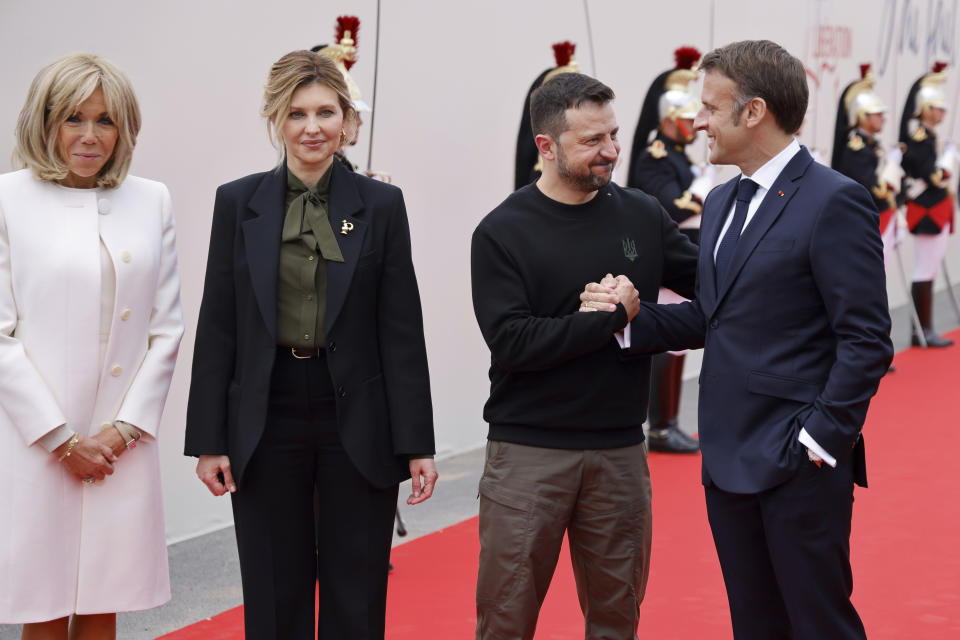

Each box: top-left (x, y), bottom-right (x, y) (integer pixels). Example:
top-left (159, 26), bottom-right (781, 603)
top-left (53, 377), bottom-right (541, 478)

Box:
top-left (475, 440), bottom-right (652, 640)
top-left (231, 349), bottom-right (398, 640)
top-left (704, 454), bottom-right (866, 640)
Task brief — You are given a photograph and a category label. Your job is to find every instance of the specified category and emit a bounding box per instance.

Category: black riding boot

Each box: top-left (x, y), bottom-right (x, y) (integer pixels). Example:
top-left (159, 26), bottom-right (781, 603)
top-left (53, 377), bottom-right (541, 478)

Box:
top-left (646, 353), bottom-right (699, 453)
top-left (911, 280), bottom-right (954, 347)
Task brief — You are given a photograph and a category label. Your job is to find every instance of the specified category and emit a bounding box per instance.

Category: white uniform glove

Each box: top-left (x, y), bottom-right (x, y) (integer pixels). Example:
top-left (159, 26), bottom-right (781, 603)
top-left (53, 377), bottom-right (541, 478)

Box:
top-left (904, 176), bottom-right (927, 201)
top-left (688, 175), bottom-right (714, 202)
top-left (879, 161), bottom-right (903, 193)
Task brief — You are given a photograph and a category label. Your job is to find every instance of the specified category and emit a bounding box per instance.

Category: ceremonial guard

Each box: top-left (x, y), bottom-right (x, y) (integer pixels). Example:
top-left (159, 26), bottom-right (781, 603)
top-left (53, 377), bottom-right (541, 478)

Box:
top-left (313, 16), bottom-right (380, 178)
top-left (900, 62), bottom-right (955, 347)
top-left (627, 46), bottom-right (711, 453)
top-left (831, 64), bottom-right (901, 264)
top-left (514, 41), bottom-right (579, 191)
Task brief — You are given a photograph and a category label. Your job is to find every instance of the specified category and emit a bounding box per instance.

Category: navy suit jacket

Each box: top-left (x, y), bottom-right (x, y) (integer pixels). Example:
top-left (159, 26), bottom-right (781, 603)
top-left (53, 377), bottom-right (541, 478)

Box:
top-left (629, 147), bottom-right (893, 493)
top-left (184, 161), bottom-right (435, 488)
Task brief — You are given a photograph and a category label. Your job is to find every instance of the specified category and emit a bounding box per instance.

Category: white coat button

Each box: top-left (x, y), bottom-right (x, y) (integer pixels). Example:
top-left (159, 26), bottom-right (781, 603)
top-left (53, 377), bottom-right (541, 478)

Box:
top-left (121, 251), bottom-right (131, 263)
top-left (111, 365), bottom-right (122, 376)
top-left (97, 199), bottom-right (111, 215)
top-left (121, 308), bottom-right (131, 320)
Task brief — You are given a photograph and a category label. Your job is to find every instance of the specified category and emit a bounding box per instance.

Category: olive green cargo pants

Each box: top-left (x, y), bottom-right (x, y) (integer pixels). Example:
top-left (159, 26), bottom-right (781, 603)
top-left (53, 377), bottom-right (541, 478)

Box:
top-left (475, 441), bottom-right (652, 640)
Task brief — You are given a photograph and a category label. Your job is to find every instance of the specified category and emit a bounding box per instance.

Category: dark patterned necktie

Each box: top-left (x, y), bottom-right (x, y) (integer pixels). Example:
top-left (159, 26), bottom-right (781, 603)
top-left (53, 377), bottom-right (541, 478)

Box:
top-left (715, 178), bottom-right (759, 286)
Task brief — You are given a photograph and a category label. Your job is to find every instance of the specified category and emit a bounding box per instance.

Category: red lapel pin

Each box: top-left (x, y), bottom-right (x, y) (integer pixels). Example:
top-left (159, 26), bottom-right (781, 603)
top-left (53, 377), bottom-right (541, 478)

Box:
top-left (778, 190), bottom-right (784, 197)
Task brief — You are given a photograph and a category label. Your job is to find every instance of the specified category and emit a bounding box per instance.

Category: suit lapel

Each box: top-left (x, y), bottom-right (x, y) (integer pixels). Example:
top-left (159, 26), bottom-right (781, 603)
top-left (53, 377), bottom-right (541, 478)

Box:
top-left (700, 178), bottom-right (738, 312)
top-left (325, 161), bottom-right (367, 335)
top-left (241, 169), bottom-right (286, 340)
top-left (715, 147), bottom-right (813, 306)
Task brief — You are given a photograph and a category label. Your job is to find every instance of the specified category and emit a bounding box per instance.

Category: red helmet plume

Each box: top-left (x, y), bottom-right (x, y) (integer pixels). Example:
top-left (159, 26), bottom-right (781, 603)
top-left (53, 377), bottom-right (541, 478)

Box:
top-left (552, 41), bottom-right (576, 68)
top-left (674, 46), bottom-right (701, 70)
top-left (336, 15), bottom-right (360, 70)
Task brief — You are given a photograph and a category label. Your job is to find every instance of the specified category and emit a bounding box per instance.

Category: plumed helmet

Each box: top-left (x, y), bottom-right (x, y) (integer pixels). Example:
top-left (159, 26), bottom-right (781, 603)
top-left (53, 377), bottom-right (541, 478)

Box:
top-left (314, 15), bottom-right (371, 112)
top-left (832, 64), bottom-right (886, 168)
top-left (900, 61), bottom-right (948, 143)
top-left (542, 41), bottom-right (580, 84)
top-left (514, 41), bottom-right (580, 191)
top-left (658, 88), bottom-right (699, 122)
top-left (629, 46), bottom-right (701, 188)
top-left (845, 64), bottom-right (887, 125)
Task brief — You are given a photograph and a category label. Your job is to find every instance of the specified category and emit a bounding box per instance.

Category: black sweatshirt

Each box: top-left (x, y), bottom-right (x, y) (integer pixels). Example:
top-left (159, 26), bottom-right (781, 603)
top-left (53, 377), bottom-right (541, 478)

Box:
top-left (471, 182), bottom-right (698, 449)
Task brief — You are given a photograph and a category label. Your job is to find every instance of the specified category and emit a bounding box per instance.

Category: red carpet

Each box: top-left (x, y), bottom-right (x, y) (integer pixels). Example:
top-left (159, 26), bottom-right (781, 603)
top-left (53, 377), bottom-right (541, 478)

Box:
top-left (161, 334), bottom-right (960, 639)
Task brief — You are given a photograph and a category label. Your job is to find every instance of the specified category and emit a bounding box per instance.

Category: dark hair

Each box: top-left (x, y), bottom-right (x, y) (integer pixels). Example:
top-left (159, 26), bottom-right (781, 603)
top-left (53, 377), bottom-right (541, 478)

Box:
top-left (700, 40), bottom-right (808, 134)
top-left (530, 72), bottom-right (615, 141)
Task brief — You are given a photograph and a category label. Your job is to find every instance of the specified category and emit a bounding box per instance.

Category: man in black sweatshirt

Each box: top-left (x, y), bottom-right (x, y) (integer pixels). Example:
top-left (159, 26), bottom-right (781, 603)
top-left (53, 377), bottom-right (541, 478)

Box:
top-left (471, 72), bottom-right (698, 639)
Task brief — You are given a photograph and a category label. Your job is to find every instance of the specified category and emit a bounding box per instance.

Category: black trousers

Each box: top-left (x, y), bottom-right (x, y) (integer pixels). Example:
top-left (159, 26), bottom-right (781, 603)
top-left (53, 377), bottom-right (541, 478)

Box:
top-left (231, 348), bottom-right (399, 640)
top-left (704, 454), bottom-right (866, 640)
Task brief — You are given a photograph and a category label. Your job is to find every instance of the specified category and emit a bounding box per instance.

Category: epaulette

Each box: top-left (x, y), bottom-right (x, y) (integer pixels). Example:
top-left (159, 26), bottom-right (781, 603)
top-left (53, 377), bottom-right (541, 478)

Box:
top-left (912, 127), bottom-right (928, 143)
top-left (930, 168), bottom-right (944, 187)
top-left (673, 190), bottom-right (702, 215)
top-left (847, 134), bottom-right (864, 152)
top-left (646, 139), bottom-right (667, 159)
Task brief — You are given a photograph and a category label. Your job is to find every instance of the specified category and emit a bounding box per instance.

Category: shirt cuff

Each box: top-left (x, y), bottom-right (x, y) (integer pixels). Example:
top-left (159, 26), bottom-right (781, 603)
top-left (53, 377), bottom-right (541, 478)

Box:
top-left (114, 420), bottom-right (143, 444)
top-left (38, 424), bottom-right (74, 453)
top-left (615, 323), bottom-right (632, 349)
top-left (798, 428), bottom-right (837, 468)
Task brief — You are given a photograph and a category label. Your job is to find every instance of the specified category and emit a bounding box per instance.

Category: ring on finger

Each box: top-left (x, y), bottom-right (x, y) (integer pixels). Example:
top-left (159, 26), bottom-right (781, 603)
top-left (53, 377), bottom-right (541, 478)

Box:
top-left (82, 477), bottom-right (95, 484)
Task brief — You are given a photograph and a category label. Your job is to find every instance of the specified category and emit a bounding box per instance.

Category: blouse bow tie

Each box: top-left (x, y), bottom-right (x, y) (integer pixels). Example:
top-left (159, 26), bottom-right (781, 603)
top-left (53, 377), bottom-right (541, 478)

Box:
top-left (284, 182), bottom-right (344, 263)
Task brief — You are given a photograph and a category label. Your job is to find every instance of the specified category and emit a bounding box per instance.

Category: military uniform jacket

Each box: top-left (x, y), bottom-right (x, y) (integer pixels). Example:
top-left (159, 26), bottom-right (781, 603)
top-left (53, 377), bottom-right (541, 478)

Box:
top-left (901, 124), bottom-right (953, 233)
top-left (836, 131), bottom-right (894, 213)
top-left (628, 133), bottom-right (702, 232)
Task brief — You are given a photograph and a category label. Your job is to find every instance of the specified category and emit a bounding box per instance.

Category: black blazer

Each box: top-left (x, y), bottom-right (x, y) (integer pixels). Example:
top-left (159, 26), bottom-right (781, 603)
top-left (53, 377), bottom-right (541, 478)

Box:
top-left (628, 148), bottom-right (893, 493)
top-left (184, 161), bottom-right (435, 489)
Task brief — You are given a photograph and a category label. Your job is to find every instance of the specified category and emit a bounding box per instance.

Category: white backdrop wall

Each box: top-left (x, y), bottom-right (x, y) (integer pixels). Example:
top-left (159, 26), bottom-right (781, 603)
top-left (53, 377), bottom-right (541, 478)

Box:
top-left (1, 0), bottom-right (958, 542)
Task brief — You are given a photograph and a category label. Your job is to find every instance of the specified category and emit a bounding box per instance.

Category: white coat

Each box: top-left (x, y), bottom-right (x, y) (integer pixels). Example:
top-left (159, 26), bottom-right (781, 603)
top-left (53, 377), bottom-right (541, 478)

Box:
top-left (0, 169), bottom-right (183, 622)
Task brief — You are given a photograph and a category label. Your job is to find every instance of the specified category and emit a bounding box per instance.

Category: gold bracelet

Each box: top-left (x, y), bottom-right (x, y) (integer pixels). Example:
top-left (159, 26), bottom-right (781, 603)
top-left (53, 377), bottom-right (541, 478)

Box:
top-left (57, 433), bottom-right (80, 462)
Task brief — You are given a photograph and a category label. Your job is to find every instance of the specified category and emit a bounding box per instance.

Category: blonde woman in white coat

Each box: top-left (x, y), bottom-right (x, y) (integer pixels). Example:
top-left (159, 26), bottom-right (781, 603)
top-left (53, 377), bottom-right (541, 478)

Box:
top-left (0, 54), bottom-right (183, 640)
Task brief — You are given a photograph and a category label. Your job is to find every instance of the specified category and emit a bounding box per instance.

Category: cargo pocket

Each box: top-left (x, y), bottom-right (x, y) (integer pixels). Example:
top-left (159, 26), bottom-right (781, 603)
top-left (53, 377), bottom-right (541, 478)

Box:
top-left (476, 476), bottom-right (536, 609)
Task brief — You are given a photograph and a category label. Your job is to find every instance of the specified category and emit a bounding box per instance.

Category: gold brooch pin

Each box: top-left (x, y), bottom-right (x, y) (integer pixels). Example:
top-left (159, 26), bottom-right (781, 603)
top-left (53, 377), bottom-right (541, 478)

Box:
top-left (341, 220), bottom-right (354, 235)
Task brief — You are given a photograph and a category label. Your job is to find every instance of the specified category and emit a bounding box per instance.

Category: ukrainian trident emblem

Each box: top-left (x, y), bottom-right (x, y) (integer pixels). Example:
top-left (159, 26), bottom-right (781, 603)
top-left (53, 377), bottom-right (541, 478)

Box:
top-left (622, 237), bottom-right (638, 262)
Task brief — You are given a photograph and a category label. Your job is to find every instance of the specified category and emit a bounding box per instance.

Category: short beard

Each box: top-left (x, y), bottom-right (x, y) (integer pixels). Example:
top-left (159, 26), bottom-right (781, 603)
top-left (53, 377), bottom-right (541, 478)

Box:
top-left (556, 146), bottom-right (612, 193)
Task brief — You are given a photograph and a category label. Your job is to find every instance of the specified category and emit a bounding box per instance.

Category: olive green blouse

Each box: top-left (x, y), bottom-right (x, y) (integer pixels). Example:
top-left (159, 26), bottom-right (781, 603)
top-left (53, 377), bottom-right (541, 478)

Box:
top-left (276, 165), bottom-right (344, 349)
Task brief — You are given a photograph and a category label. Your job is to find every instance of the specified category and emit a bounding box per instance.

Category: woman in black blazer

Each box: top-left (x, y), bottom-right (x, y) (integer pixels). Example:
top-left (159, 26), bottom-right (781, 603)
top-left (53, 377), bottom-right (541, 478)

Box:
top-left (184, 50), bottom-right (437, 640)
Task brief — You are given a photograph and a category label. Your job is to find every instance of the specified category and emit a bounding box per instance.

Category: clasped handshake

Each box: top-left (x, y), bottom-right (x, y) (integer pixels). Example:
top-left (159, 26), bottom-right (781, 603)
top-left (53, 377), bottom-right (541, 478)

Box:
top-left (579, 273), bottom-right (641, 321)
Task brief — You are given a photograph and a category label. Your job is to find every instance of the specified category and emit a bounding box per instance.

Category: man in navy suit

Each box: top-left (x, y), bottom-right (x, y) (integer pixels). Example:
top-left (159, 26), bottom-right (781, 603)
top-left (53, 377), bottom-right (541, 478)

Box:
top-left (581, 40), bottom-right (892, 639)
